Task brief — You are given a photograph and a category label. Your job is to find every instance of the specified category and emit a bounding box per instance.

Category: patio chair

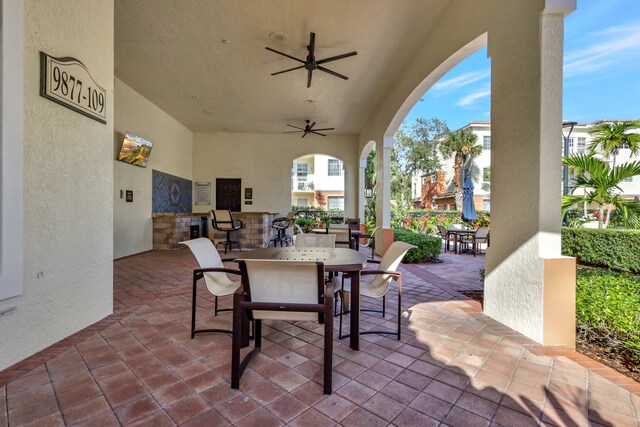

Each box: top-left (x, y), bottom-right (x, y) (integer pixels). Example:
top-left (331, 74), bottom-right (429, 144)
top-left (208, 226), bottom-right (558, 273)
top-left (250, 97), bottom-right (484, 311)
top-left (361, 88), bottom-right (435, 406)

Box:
top-left (179, 238), bottom-right (241, 338)
top-left (268, 217), bottom-right (294, 247)
top-left (211, 210), bottom-right (243, 254)
top-left (459, 226), bottom-right (490, 257)
top-left (294, 233), bottom-right (336, 248)
top-left (327, 226), bottom-right (352, 249)
top-left (232, 260), bottom-right (334, 394)
top-left (333, 241), bottom-right (416, 340)
top-left (359, 226), bottom-right (380, 260)
top-left (437, 224), bottom-right (456, 252)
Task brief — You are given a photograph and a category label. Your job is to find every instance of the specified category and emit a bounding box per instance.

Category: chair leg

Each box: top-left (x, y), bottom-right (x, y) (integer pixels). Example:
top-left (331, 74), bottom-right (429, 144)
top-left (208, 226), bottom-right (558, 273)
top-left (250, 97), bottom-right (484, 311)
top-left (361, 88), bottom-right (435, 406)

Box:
top-left (323, 300), bottom-right (333, 395)
top-left (397, 285), bottom-right (402, 341)
top-left (191, 275), bottom-right (197, 339)
top-left (382, 295), bottom-right (386, 318)
top-left (214, 295), bottom-right (218, 316)
top-left (231, 294), bottom-right (242, 389)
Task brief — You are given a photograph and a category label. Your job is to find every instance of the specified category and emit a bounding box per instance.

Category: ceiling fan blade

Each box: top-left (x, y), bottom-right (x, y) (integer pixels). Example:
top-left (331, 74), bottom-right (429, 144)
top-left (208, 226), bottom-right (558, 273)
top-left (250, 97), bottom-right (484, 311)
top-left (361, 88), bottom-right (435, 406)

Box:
top-left (313, 127), bottom-right (335, 132)
top-left (283, 130), bottom-right (304, 133)
top-left (265, 47), bottom-right (306, 64)
top-left (317, 65), bottom-right (349, 80)
top-left (301, 132), bottom-right (308, 138)
top-left (311, 131), bottom-right (327, 137)
top-left (308, 121), bottom-right (317, 130)
top-left (307, 69), bottom-right (313, 88)
top-left (286, 124), bottom-right (306, 130)
top-left (271, 65), bottom-right (305, 76)
top-left (317, 51), bottom-right (358, 65)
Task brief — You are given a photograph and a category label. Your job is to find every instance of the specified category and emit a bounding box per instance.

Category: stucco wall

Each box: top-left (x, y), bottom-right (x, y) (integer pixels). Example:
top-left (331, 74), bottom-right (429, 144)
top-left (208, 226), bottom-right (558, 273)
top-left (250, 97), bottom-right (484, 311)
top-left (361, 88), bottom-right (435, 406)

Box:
top-left (0, 0), bottom-right (114, 371)
top-left (113, 78), bottom-right (193, 258)
top-left (193, 133), bottom-right (358, 217)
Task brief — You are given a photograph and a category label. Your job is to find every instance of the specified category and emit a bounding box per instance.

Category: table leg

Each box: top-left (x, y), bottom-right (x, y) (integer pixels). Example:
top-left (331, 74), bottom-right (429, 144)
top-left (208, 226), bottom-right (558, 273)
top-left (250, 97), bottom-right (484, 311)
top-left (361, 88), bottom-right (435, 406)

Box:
top-left (349, 271), bottom-right (360, 351)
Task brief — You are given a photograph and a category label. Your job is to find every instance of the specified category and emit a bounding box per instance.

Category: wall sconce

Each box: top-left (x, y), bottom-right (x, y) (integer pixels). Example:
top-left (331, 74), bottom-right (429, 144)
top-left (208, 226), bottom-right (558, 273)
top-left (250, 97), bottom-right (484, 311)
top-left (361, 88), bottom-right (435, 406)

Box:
top-left (365, 185), bottom-right (374, 198)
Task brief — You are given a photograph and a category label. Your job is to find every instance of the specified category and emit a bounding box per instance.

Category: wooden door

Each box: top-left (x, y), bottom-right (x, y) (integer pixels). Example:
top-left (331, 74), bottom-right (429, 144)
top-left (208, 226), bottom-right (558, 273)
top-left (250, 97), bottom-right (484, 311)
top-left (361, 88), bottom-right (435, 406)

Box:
top-left (216, 178), bottom-right (241, 211)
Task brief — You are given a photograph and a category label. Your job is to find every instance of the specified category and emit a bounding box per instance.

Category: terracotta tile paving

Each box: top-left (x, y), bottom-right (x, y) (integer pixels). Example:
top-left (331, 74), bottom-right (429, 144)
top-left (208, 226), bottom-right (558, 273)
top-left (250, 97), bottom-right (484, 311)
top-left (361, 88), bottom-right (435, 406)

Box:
top-left (1, 248), bottom-right (639, 426)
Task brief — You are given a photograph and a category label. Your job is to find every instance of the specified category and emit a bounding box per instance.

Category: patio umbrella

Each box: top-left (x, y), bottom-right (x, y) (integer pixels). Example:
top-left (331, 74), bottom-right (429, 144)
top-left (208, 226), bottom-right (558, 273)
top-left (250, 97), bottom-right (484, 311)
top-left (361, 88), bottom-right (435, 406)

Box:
top-left (461, 175), bottom-right (477, 224)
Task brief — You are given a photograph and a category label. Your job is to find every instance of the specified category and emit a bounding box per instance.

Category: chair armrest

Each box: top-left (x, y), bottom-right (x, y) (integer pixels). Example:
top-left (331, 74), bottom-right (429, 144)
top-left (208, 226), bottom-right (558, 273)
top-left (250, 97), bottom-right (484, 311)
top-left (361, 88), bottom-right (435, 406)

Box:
top-left (195, 267), bottom-right (242, 276)
top-left (361, 269), bottom-right (401, 279)
top-left (366, 259), bottom-right (381, 264)
top-left (221, 257), bottom-right (237, 263)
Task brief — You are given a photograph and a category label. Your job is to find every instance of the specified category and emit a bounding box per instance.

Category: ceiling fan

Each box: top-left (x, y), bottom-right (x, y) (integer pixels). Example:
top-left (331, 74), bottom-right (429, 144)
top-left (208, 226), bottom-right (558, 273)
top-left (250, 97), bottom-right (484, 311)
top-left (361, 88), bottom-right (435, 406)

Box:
top-left (283, 120), bottom-right (335, 138)
top-left (266, 32), bottom-right (357, 88)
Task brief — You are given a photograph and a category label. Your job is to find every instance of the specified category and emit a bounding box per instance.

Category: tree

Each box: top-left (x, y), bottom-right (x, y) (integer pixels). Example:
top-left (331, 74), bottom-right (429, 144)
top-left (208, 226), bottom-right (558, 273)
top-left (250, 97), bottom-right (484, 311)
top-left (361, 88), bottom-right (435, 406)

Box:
top-left (588, 120), bottom-right (640, 168)
top-left (395, 118), bottom-right (448, 177)
top-left (439, 128), bottom-right (483, 210)
top-left (314, 189), bottom-right (326, 208)
top-left (562, 153), bottom-right (640, 228)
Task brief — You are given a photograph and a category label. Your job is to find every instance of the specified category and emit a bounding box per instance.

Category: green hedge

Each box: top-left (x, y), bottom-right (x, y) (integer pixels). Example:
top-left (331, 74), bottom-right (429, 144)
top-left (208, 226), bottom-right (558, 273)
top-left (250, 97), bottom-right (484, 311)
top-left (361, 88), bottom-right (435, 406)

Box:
top-left (576, 267), bottom-right (640, 363)
top-left (393, 228), bottom-right (441, 263)
top-left (562, 227), bottom-right (640, 273)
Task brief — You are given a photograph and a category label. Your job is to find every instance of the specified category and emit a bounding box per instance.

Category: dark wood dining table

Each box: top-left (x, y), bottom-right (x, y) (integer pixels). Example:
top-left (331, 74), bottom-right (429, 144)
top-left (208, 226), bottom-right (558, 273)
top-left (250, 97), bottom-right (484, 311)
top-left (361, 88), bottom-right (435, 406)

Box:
top-left (235, 247), bottom-right (368, 350)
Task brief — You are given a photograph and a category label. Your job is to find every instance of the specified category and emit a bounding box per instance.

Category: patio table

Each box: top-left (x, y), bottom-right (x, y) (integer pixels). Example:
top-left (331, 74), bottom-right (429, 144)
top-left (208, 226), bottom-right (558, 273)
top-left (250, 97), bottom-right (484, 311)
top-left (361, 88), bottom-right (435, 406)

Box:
top-left (447, 227), bottom-right (476, 254)
top-left (235, 247), bottom-right (367, 350)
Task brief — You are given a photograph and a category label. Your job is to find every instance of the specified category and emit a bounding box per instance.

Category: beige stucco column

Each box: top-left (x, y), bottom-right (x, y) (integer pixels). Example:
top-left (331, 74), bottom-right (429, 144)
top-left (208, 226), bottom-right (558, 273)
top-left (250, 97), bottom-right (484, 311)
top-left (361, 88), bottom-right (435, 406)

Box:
top-left (374, 136), bottom-right (394, 255)
top-left (358, 159), bottom-right (367, 221)
top-left (484, 1), bottom-right (576, 347)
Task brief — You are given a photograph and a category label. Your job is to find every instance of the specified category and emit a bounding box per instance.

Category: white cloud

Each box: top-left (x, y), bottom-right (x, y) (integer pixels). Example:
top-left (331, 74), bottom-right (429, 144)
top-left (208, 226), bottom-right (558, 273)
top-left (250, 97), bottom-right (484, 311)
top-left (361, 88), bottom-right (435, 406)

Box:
top-left (431, 69), bottom-right (490, 93)
top-left (564, 22), bottom-right (640, 78)
top-left (457, 87), bottom-right (491, 107)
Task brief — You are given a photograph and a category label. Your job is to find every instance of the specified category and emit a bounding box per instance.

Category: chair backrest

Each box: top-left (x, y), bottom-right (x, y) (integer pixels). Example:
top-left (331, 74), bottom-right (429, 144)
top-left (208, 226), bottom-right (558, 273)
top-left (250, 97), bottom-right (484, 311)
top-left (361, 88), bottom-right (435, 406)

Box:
top-left (327, 228), bottom-right (351, 248)
top-left (369, 241), bottom-right (417, 295)
top-left (437, 224), bottom-right (447, 236)
top-left (212, 210), bottom-right (237, 231)
top-left (475, 226), bottom-right (490, 239)
top-left (295, 233), bottom-right (336, 248)
top-left (179, 238), bottom-right (233, 295)
top-left (345, 218), bottom-right (360, 231)
top-left (239, 260), bottom-right (324, 321)
top-left (328, 223), bottom-right (349, 229)
top-left (450, 223), bottom-right (463, 230)
top-left (286, 211), bottom-right (297, 219)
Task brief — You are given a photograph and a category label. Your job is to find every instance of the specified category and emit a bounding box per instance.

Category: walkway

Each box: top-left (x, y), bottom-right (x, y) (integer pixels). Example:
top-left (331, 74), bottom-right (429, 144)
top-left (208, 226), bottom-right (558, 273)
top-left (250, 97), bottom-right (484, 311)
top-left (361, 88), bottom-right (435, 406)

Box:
top-left (1, 249), bottom-right (638, 426)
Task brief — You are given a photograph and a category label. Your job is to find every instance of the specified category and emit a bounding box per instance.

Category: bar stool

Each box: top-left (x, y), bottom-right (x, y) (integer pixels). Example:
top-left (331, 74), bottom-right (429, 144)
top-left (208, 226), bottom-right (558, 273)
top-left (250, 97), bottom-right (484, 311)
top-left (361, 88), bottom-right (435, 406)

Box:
top-left (211, 210), bottom-right (243, 254)
top-left (268, 217), bottom-right (293, 247)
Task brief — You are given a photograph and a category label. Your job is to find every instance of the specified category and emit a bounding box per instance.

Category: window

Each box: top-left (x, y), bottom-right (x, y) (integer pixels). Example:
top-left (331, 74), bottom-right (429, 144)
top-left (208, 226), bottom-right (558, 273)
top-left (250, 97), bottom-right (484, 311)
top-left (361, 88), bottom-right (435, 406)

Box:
top-left (622, 143), bottom-right (630, 149)
top-left (483, 135), bottom-right (491, 150)
top-left (577, 138), bottom-right (586, 153)
top-left (296, 198), bottom-right (308, 206)
top-left (483, 167), bottom-right (491, 182)
top-left (622, 176), bottom-right (634, 183)
top-left (327, 196), bottom-right (344, 210)
top-left (483, 199), bottom-right (491, 211)
top-left (431, 175), bottom-right (437, 183)
top-left (421, 177), bottom-right (427, 185)
top-left (567, 138), bottom-right (574, 150)
top-left (328, 159), bottom-right (343, 176)
top-left (296, 163), bottom-right (308, 181)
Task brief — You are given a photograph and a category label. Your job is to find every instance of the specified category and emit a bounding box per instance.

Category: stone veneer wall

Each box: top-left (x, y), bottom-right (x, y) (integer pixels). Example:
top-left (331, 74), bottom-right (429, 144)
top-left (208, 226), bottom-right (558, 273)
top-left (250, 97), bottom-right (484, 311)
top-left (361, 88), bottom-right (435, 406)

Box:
top-left (152, 215), bottom-right (200, 250)
top-left (209, 212), bottom-right (279, 249)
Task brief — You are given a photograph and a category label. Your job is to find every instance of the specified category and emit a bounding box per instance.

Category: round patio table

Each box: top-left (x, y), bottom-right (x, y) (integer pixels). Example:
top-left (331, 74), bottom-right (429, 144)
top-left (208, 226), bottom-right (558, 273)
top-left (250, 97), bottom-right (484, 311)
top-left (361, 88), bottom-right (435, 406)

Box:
top-left (447, 227), bottom-right (476, 254)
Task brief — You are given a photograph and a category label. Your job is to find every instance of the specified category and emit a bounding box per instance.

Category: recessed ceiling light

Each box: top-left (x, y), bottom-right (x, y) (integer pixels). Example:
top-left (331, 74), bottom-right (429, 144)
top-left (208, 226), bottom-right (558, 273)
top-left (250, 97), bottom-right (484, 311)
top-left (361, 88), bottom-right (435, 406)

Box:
top-left (222, 39), bottom-right (231, 44)
top-left (192, 96), bottom-right (199, 101)
top-left (304, 99), bottom-right (313, 104)
top-left (269, 31), bottom-right (288, 42)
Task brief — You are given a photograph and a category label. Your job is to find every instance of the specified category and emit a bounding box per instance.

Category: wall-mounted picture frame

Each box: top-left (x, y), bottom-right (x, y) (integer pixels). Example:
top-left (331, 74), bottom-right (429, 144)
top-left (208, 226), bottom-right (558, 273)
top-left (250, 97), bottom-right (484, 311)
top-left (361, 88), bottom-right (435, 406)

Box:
top-left (126, 190), bottom-right (133, 202)
top-left (244, 188), bottom-right (253, 200)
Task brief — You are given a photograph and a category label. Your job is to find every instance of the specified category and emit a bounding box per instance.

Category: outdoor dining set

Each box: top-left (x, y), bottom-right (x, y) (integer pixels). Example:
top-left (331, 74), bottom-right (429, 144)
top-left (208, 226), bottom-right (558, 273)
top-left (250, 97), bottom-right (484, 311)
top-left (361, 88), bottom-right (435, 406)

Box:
top-left (179, 216), bottom-right (415, 395)
top-left (437, 224), bottom-right (490, 256)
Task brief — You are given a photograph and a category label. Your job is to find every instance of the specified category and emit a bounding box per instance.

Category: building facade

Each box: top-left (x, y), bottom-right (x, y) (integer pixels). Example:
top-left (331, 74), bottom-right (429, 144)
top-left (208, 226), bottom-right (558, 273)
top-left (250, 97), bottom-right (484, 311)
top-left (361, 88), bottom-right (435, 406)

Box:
top-left (413, 121), bottom-right (640, 210)
top-left (292, 154), bottom-right (345, 209)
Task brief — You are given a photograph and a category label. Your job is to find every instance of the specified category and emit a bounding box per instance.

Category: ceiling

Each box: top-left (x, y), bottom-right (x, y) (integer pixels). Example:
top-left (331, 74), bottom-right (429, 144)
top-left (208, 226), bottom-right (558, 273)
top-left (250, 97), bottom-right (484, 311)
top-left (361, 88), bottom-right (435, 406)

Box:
top-left (114, 0), bottom-right (449, 134)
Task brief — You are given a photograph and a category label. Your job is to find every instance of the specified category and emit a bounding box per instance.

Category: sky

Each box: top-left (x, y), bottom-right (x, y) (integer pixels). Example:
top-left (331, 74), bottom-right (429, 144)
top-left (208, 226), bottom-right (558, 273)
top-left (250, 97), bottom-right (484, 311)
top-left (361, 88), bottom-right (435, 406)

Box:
top-left (404, 0), bottom-right (640, 131)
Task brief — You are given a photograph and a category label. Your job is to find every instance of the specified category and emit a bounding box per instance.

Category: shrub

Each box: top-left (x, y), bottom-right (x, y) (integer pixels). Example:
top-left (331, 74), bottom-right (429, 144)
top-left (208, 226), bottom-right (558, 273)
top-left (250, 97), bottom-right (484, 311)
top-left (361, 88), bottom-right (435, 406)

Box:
top-left (294, 217), bottom-right (316, 233)
top-left (393, 228), bottom-right (441, 263)
top-left (576, 266), bottom-right (640, 364)
top-left (562, 227), bottom-right (640, 273)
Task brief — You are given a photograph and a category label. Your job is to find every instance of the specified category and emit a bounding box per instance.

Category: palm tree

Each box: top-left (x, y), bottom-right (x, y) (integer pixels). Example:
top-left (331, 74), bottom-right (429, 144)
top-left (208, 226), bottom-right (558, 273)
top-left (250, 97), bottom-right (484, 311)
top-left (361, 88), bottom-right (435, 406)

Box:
top-left (562, 154), bottom-right (640, 228)
top-left (439, 128), bottom-right (483, 210)
top-left (588, 120), bottom-right (640, 168)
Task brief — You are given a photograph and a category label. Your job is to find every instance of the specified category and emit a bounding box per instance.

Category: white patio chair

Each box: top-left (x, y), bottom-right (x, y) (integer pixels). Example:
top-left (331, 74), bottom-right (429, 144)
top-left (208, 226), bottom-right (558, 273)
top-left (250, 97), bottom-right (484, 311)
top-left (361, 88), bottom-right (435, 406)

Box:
top-left (294, 233), bottom-right (336, 248)
top-left (333, 241), bottom-right (416, 340)
top-left (327, 227), bottom-right (352, 249)
top-left (179, 238), bottom-right (241, 338)
top-left (232, 260), bottom-right (334, 394)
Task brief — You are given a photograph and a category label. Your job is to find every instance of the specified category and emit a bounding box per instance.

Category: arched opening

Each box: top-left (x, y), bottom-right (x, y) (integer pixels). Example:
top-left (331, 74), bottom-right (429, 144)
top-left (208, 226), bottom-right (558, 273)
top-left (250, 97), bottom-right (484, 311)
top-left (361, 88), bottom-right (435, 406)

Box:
top-left (291, 153), bottom-right (345, 218)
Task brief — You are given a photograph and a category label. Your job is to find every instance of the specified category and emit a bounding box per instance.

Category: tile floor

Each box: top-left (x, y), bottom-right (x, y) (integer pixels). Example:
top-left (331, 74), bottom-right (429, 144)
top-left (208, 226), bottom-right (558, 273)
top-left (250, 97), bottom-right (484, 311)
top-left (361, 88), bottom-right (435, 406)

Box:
top-left (1, 247), bottom-right (639, 426)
